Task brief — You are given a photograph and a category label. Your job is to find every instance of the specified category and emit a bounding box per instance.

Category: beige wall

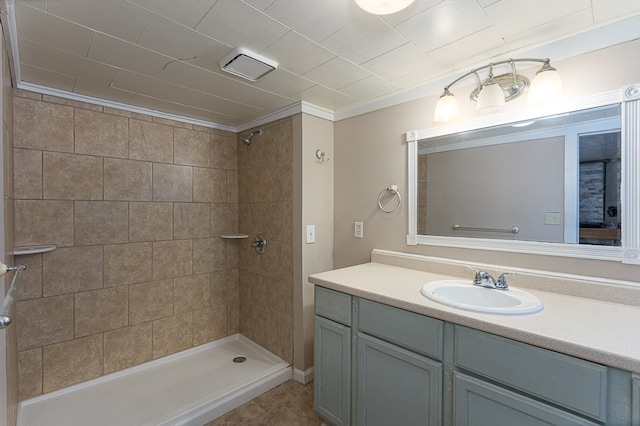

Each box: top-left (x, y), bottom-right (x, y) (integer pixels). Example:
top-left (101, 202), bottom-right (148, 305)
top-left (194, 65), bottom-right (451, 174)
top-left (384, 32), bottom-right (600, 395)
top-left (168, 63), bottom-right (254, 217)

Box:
top-left (293, 113), bottom-right (333, 374)
top-left (334, 38), bottom-right (640, 281)
top-left (237, 117), bottom-right (294, 364)
top-left (1, 25), bottom-right (17, 426)
top-left (12, 91), bottom-right (241, 399)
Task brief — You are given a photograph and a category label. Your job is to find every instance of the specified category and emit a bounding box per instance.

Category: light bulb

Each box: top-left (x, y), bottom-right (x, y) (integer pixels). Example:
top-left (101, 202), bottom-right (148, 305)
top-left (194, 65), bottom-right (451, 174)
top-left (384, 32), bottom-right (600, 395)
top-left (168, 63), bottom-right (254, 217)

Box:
top-left (476, 80), bottom-right (505, 113)
top-left (528, 64), bottom-right (562, 104)
top-left (433, 90), bottom-right (460, 123)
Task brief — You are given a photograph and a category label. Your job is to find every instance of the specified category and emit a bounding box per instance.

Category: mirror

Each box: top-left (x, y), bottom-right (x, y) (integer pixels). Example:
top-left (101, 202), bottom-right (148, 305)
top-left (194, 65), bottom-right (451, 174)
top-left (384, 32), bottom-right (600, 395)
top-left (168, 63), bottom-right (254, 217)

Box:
top-left (416, 104), bottom-right (621, 246)
top-left (407, 84), bottom-right (640, 264)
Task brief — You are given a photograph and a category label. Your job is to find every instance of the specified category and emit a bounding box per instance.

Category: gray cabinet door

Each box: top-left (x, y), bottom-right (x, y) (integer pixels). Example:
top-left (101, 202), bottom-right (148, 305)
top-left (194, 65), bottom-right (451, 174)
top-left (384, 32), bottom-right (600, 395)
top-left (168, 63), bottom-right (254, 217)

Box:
top-left (314, 315), bottom-right (351, 426)
top-left (454, 373), bottom-right (599, 426)
top-left (356, 332), bottom-right (442, 426)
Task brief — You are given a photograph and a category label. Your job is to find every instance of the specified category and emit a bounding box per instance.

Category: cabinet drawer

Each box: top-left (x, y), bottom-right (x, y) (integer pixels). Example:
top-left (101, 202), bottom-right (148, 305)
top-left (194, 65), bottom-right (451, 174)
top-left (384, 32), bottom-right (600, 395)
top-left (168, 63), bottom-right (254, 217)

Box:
top-left (315, 286), bottom-right (352, 326)
top-left (359, 298), bottom-right (443, 360)
top-left (455, 326), bottom-right (607, 421)
top-left (454, 372), bottom-right (600, 426)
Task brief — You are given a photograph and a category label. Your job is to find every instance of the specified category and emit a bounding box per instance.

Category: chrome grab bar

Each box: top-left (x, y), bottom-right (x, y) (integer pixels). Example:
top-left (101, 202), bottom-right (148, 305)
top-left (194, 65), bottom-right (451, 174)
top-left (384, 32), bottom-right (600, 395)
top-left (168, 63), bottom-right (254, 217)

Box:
top-left (0, 263), bottom-right (27, 329)
top-left (452, 224), bottom-right (520, 234)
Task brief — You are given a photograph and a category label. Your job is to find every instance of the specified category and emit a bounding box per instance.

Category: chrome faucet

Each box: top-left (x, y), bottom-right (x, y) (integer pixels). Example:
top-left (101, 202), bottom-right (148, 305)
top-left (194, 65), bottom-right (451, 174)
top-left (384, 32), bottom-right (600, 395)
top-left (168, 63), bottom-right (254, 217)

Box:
top-left (466, 267), bottom-right (515, 290)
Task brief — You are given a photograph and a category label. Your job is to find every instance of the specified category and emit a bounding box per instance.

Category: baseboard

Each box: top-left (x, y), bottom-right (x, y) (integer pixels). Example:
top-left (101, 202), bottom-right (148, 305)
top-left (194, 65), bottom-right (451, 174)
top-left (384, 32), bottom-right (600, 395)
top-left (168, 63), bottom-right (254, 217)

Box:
top-left (293, 366), bottom-right (314, 384)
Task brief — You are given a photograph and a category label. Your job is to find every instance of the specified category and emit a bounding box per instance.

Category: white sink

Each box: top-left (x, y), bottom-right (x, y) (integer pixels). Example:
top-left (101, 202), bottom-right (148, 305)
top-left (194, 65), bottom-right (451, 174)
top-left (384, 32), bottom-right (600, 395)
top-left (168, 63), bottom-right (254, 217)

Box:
top-left (420, 280), bottom-right (544, 315)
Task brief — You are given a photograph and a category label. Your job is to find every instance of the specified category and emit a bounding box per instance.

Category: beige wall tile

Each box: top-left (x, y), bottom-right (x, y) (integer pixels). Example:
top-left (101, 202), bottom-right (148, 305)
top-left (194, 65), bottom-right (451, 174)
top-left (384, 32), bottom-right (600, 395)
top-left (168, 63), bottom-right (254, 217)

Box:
top-left (153, 116), bottom-right (191, 129)
top-left (129, 279), bottom-right (174, 324)
top-left (16, 295), bottom-right (74, 351)
top-left (262, 240), bottom-right (292, 282)
top-left (75, 287), bottom-right (128, 337)
top-left (192, 238), bottom-right (226, 274)
top-left (227, 170), bottom-right (238, 203)
top-left (43, 246), bottom-right (103, 296)
top-left (129, 202), bottom-right (173, 242)
top-left (227, 302), bottom-right (239, 334)
top-left (14, 148), bottom-right (42, 199)
top-left (129, 119), bottom-right (173, 163)
top-left (152, 163), bottom-right (193, 202)
top-left (43, 152), bottom-right (103, 200)
top-left (42, 335), bottom-right (102, 393)
top-left (211, 269), bottom-right (239, 306)
top-left (104, 242), bottom-right (152, 287)
top-left (74, 201), bottom-right (128, 246)
top-left (192, 306), bottom-right (227, 346)
top-left (15, 253), bottom-right (43, 301)
top-left (103, 107), bottom-right (150, 121)
top-left (211, 133), bottom-right (237, 170)
top-left (193, 167), bottom-right (226, 203)
top-left (14, 200), bottom-right (74, 247)
top-left (174, 203), bottom-right (210, 239)
top-left (264, 277), bottom-right (293, 322)
top-left (75, 109), bottom-right (128, 158)
top-left (104, 158), bottom-right (152, 201)
top-left (42, 95), bottom-right (103, 112)
top-left (174, 128), bottom-right (211, 167)
top-left (104, 323), bottom-right (153, 374)
top-left (226, 239), bottom-right (239, 269)
top-left (17, 348), bottom-right (42, 400)
top-left (13, 97), bottom-right (73, 152)
top-left (263, 202), bottom-right (290, 241)
top-left (152, 312), bottom-right (192, 358)
top-left (272, 162), bottom-right (293, 202)
top-left (211, 203), bottom-right (238, 237)
top-left (152, 239), bottom-right (192, 280)
top-left (174, 273), bottom-right (210, 314)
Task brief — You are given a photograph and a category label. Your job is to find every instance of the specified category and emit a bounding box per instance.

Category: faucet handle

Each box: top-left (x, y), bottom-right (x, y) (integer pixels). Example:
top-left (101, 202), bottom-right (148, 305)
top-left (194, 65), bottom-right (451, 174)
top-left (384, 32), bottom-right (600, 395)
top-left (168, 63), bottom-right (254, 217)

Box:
top-left (496, 272), bottom-right (516, 290)
top-left (465, 266), bottom-right (481, 285)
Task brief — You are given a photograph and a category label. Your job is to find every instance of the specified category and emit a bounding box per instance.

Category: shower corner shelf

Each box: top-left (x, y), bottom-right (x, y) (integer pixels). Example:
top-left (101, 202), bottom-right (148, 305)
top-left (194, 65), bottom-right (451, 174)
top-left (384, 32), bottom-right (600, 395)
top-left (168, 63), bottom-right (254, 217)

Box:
top-left (219, 233), bottom-right (249, 239)
top-left (12, 244), bottom-right (57, 256)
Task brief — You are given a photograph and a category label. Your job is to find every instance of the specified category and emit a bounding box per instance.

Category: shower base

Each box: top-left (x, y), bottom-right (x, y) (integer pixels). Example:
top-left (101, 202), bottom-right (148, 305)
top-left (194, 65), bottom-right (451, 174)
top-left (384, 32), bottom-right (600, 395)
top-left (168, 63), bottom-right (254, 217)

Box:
top-left (17, 334), bottom-right (292, 426)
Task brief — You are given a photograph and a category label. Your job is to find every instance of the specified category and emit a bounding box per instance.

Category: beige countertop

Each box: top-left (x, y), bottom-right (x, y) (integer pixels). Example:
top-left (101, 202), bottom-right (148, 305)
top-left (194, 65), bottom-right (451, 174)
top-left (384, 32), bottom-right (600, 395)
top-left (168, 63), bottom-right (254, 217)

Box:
top-left (309, 261), bottom-right (640, 374)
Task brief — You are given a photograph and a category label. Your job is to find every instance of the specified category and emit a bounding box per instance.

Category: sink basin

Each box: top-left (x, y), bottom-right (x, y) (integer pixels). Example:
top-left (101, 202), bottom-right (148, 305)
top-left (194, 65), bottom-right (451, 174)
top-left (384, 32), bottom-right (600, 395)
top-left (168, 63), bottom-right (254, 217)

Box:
top-left (420, 280), bottom-right (544, 315)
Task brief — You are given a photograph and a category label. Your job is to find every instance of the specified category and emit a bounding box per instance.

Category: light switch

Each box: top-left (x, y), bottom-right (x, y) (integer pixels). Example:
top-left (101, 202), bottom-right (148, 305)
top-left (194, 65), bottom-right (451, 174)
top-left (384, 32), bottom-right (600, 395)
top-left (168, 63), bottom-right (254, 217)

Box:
top-left (306, 225), bottom-right (316, 244)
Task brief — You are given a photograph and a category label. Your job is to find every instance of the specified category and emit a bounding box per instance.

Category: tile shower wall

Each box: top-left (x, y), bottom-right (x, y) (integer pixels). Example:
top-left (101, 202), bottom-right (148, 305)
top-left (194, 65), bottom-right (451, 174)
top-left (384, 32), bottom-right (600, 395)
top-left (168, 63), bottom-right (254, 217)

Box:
top-left (12, 90), bottom-right (241, 399)
top-left (238, 118), bottom-right (293, 365)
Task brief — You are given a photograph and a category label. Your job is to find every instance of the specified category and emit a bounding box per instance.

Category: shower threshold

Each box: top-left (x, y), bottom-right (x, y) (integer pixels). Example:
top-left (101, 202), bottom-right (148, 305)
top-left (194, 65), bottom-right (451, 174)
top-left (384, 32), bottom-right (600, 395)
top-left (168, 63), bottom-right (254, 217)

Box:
top-left (17, 334), bottom-right (292, 426)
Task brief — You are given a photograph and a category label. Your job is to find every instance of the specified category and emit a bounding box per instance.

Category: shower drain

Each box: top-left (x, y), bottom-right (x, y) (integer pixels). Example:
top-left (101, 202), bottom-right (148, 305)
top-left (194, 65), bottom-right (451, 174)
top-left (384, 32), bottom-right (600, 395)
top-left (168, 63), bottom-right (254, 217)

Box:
top-left (233, 356), bottom-right (247, 363)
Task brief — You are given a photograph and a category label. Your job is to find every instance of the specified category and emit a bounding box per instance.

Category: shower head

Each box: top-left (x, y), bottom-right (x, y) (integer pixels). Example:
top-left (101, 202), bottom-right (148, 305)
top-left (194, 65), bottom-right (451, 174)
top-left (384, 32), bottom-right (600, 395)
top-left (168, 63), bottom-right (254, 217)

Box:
top-left (241, 129), bottom-right (263, 145)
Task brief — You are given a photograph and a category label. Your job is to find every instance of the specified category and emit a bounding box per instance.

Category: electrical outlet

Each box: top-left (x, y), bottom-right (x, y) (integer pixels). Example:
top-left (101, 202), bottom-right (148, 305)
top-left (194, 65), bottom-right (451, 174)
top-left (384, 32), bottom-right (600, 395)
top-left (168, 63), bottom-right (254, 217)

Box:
top-left (354, 221), bottom-right (364, 238)
top-left (545, 212), bottom-right (561, 225)
top-left (306, 225), bottom-right (315, 244)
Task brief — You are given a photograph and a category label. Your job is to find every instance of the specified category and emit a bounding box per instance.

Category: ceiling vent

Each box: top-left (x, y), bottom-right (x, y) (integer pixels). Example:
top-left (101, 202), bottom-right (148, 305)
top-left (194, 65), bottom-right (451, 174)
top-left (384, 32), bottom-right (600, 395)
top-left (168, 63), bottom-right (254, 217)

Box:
top-left (219, 47), bottom-right (277, 82)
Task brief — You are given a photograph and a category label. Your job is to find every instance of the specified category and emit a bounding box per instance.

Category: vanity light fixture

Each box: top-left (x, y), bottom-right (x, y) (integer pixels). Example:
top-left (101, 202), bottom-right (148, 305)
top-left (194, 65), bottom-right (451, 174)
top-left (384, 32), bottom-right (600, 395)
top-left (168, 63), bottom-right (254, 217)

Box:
top-left (433, 58), bottom-right (562, 123)
top-left (355, 0), bottom-right (415, 15)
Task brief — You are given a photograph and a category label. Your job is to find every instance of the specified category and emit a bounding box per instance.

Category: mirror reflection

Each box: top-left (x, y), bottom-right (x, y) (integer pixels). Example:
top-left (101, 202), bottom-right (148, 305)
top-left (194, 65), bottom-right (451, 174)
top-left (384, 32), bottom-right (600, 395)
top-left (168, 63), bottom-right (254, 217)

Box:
top-left (417, 104), bottom-right (621, 246)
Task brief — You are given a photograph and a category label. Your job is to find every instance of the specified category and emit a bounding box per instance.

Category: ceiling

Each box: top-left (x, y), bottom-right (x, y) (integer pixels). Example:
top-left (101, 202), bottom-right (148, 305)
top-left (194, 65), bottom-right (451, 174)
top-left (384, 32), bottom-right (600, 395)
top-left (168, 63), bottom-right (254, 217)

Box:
top-left (7, 0), bottom-right (640, 130)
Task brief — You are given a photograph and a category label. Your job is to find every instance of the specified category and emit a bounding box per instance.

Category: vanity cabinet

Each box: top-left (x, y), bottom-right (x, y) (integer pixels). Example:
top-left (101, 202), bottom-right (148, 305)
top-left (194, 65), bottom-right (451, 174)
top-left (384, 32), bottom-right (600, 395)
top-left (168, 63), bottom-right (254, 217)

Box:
top-left (314, 286), bottom-right (633, 425)
top-left (356, 299), bottom-right (443, 425)
top-left (314, 287), bottom-right (352, 426)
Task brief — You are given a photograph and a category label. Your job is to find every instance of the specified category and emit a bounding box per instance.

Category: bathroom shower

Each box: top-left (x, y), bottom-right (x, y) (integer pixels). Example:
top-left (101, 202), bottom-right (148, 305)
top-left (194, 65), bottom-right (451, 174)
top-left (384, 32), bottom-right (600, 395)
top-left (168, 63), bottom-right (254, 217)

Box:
top-left (242, 129), bottom-right (263, 145)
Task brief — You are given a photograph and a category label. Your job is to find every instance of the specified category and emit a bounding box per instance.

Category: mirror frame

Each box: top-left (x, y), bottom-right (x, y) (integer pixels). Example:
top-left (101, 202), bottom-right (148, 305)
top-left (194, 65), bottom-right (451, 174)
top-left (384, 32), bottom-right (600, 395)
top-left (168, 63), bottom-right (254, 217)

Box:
top-left (407, 83), bottom-right (640, 265)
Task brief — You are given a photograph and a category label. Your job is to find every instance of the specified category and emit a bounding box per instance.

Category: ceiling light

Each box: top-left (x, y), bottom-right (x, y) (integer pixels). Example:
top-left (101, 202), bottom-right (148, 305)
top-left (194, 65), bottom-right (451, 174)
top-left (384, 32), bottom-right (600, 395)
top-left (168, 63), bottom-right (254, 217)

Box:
top-left (355, 0), bottom-right (415, 15)
top-left (219, 47), bottom-right (277, 82)
top-left (433, 58), bottom-right (562, 123)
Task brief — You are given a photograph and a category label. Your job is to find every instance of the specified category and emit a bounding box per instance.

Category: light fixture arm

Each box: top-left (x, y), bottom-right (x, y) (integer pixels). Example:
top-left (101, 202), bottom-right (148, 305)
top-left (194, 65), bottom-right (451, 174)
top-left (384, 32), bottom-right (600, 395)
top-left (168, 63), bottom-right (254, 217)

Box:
top-left (432, 57), bottom-right (562, 123)
top-left (439, 58), bottom-right (551, 93)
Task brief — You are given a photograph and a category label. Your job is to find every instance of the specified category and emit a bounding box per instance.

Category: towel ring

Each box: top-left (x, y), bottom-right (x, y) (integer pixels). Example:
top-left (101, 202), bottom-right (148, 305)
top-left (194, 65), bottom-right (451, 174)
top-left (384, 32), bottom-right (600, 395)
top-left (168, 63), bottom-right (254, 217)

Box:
top-left (378, 184), bottom-right (401, 213)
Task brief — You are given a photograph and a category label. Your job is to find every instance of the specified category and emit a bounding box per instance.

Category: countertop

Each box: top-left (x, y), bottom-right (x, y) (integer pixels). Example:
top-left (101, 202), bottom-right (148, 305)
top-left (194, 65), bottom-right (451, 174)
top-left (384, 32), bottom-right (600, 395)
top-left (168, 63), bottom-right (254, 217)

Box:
top-left (309, 261), bottom-right (640, 374)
